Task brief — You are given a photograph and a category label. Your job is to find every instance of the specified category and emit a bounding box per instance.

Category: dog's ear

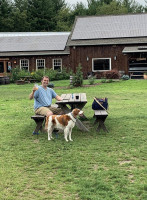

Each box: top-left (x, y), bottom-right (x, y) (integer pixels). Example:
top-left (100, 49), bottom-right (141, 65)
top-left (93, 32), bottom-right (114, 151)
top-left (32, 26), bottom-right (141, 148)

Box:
top-left (73, 108), bottom-right (80, 117)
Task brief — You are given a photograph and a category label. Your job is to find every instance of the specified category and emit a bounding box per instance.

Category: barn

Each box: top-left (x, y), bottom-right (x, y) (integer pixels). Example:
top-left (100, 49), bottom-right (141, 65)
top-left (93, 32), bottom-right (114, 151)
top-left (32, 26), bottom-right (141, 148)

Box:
top-left (0, 13), bottom-right (147, 79)
top-left (67, 13), bottom-right (147, 79)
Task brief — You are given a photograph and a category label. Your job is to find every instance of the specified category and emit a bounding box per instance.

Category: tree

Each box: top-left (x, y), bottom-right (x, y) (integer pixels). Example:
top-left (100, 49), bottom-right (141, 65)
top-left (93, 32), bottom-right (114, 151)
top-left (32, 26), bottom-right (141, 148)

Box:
top-left (0, 0), bottom-right (13, 31)
top-left (122, 0), bottom-right (144, 13)
top-left (72, 64), bottom-right (83, 87)
top-left (87, 0), bottom-right (144, 15)
top-left (13, 0), bottom-right (28, 12)
top-left (96, 0), bottom-right (128, 15)
top-left (87, 0), bottom-right (102, 15)
top-left (0, 0), bottom-right (145, 32)
top-left (27, 0), bottom-right (65, 31)
top-left (70, 2), bottom-right (87, 25)
top-left (11, 9), bottom-right (30, 31)
top-left (55, 6), bottom-right (72, 31)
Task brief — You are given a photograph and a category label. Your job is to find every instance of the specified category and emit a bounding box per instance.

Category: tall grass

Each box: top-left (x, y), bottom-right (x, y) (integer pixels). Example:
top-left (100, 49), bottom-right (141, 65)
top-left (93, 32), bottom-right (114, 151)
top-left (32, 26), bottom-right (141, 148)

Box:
top-left (0, 80), bottom-right (146, 200)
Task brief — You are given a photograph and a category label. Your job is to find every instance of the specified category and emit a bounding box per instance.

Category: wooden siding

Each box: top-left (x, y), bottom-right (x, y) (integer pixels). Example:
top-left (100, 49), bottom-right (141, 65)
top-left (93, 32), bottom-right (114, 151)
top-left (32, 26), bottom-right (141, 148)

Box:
top-left (1, 55), bottom-right (70, 73)
top-left (1, 44), bottom-right (147, 77)
top-left (69, 45), bottom-right (129, 77)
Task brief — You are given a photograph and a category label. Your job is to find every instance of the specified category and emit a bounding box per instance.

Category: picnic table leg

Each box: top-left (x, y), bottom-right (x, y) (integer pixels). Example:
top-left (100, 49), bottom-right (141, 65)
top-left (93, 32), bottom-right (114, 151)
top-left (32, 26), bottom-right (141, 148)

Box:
top-left (59, 104), bottom-right (71, 114)
top-left (95, 116), bottom-right (108, 133)
top-left (76, 118), bottom-right (89, 132)
top-left (97, 120), bottom-right (108, 133)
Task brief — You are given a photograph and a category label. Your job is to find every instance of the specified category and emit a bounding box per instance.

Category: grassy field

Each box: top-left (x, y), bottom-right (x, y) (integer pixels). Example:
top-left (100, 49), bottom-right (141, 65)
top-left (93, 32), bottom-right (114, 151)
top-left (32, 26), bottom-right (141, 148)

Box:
top-left (0, 79), bottom-right (147, 200)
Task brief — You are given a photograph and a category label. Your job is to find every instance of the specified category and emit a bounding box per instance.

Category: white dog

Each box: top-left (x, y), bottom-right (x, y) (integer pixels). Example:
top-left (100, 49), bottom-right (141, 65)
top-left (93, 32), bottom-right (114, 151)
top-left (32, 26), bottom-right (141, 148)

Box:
top-left (45, 108), bottom-right (83, 142)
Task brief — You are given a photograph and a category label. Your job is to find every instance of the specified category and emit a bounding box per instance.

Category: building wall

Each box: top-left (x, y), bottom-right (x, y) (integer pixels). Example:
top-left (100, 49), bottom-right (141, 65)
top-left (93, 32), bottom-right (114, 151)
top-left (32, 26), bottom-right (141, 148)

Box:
top-left (1, 43), bottom-right (147, 77)
top-left (5, 54), bottom-right (70, 72)
top-left (69, 45), bottom-right (129, 77)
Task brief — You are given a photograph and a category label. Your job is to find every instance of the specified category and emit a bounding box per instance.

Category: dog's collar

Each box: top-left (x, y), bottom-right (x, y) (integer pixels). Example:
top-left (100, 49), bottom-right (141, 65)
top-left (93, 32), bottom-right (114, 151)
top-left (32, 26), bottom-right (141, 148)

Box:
top-left (69, 113), bottom-right (77, 123)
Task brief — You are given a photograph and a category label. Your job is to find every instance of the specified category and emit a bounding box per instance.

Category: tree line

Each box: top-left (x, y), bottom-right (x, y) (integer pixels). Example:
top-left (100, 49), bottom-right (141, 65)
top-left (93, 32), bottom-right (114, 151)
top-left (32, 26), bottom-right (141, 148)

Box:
top-left (0, 0), bottom-right (146, 32)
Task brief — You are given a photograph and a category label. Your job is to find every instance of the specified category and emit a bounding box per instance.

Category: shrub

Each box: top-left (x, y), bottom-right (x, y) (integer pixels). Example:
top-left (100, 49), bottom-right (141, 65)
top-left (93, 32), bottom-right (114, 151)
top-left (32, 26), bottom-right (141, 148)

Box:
top-left (10, 67), bottom-right (20, 82)
top-left (103, 69), bottom-right (120, 79)
top-left (18, 69), bottom-right (31, 77)
top-left (107, 79), bottom-right (113, 83)
top-left (31, 68), bottom-right (72, 82)
top-left (88, 76), bottom-right (96, 85)
top-left (11, 67), bottom-right (73, 83)
top-left (72, 64), bottom-right (83, 87)
top-left (101, 78), bottom-right (106, 83)
top-left (45, 69), bottom-right (57, 81)
top-left (121, 75), bottom-right (130, 80)
top-left (31, 69), bottom-right (45, 82)
top-left (10, 67), bottom-right (32, 83)
top-left (54, 67), bottom-right (72, 80)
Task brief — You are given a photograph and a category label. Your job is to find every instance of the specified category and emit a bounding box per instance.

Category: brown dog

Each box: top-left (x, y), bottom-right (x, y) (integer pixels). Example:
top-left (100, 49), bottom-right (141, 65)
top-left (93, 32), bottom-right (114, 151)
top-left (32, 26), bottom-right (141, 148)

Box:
top-left (46, 108), bottom-right (83, 142)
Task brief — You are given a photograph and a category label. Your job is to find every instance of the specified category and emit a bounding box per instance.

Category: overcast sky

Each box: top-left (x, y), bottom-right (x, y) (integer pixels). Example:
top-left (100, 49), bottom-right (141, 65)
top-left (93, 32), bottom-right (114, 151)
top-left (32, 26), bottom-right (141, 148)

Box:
top-left (65, 0), bottom-right (146, 7)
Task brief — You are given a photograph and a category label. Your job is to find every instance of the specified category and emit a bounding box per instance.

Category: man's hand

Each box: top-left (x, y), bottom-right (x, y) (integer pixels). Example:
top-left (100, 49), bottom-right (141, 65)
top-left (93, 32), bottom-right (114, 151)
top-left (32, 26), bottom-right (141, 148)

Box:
top-left (56, 95), bottom-right (63, 101)
top-left (32, 86), bottom-right (38, 92)
top-left (29, 86), bottom-right (38, 100)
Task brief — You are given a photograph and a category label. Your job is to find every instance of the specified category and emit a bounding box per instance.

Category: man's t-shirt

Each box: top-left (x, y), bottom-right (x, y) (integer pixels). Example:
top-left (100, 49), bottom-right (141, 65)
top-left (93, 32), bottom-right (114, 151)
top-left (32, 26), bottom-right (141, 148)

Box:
top-left (34, 86), bottom-right (57, 110)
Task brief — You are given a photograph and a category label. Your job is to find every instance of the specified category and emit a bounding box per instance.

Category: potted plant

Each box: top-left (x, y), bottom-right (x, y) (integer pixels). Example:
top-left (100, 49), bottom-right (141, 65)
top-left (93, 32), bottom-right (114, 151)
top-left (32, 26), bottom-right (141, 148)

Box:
top-left (144, 72), bottom-right (147, 79)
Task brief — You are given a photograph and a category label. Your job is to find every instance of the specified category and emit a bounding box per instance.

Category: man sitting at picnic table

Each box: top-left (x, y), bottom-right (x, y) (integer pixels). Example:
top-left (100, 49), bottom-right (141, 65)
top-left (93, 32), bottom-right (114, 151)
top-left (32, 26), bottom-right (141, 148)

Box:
top-left (29, 76), bottom-right (63, 117)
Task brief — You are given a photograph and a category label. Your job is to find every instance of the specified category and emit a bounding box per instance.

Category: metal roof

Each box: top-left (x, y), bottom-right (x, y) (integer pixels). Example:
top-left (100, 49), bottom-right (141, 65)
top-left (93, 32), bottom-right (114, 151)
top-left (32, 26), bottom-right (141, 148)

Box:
top-left (0, 32), bottom-right (70, 52)
top-left (71, 14), bottom-right (147, 40)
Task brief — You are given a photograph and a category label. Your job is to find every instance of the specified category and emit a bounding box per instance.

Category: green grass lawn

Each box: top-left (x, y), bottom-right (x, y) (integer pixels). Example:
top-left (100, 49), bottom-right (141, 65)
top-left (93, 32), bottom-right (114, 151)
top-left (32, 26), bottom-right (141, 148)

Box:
top-left (0, 80), bottom-right (147, 200)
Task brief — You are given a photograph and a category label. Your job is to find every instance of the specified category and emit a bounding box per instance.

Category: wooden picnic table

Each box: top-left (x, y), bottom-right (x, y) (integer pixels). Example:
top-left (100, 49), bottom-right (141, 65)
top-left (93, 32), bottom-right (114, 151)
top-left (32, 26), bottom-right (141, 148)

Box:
top-left (17, 76), bottom-right (36, 84)
top-left (56, 93), bottom-right (89, 132)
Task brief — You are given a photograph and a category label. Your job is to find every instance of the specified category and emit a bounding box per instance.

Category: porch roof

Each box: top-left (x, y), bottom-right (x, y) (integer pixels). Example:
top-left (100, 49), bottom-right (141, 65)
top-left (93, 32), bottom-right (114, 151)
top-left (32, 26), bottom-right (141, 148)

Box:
top-left (122, 46), bottom-right (147, 53)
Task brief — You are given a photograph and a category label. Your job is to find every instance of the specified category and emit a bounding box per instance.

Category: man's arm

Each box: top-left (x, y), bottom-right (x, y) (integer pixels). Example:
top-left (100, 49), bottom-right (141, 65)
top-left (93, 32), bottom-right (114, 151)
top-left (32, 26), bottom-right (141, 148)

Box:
top-left (29, 87), bottom-right (37, 100)
top-left (55, 95), bottom-right (63, 101)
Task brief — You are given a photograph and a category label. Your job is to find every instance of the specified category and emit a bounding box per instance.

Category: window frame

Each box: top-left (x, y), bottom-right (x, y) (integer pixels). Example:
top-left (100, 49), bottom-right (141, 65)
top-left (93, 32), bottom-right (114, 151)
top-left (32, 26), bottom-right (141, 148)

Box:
top-left (20, 59), bottom-right (29, 71)
top-left (52, 58), bottom-right (62, 72)
top-left (92, 58), bottom-right (111, 72)
top-left (36, 59), bottom-right (45, 70)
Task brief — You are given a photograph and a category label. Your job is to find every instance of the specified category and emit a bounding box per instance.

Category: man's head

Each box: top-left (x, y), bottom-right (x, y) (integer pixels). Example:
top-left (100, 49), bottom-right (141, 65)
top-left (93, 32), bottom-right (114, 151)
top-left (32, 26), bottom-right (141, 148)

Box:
top-left (41, 76), bottom-right (49, 88)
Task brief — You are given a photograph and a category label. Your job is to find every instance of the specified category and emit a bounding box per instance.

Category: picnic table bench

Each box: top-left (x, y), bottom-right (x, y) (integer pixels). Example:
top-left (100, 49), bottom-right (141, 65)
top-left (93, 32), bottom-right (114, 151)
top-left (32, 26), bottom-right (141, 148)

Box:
top-left (31, 115), bottom-right (45, 135)
top-left (94, 110), bottom-right (108, 132)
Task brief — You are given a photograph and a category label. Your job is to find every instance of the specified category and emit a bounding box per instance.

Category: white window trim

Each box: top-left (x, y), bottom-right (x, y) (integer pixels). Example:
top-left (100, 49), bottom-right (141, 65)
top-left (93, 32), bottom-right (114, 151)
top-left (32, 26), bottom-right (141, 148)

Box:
top-left (36, 59), bottom-right (45, 70)
top-left (20, 59), bottom-right (29, 71)
top-left (92, 58), bottom-right (111, 72)
top-left (52, 58), bottom-right (62, 72)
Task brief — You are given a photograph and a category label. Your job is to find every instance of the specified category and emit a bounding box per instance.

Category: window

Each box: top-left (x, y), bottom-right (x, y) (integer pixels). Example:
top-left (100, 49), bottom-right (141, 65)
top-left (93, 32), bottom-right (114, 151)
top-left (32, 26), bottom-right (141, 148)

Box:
top-left (36, 59), bottom-right (45, 70)
top-left (92, 58), bottom-right (111, 72)
top-left (20, 59), bottom-right (29, 71)
top-left (53, 59), bottom-right (62, 72)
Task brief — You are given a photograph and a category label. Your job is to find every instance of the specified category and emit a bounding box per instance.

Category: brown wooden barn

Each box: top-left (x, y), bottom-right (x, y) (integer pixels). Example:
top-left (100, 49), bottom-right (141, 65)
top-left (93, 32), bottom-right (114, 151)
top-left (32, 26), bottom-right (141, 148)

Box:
top-left (0, 13), bottom-right (147, 80)
top-left (67, 13), bottom-right (147, 79)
